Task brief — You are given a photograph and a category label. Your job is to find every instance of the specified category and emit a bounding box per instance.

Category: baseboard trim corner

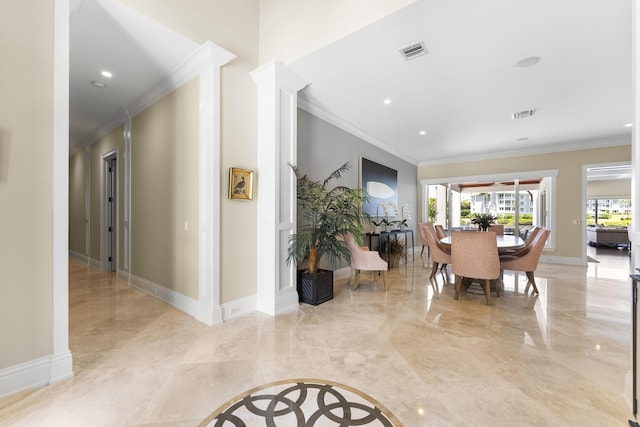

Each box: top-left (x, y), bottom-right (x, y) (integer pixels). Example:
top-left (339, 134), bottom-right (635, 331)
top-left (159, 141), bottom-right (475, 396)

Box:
top-left (0, 351), bottom-right (73, 398)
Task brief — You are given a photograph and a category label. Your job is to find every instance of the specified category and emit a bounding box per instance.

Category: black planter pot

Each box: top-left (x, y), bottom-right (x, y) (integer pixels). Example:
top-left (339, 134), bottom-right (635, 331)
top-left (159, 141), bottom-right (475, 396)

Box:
top-left (297, 269), bottom-right (333, 305)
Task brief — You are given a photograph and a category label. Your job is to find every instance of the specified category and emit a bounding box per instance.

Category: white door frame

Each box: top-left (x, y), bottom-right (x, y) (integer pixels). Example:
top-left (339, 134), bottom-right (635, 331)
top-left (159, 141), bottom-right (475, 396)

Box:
top-left (581, 161), bottom-right (632, 265)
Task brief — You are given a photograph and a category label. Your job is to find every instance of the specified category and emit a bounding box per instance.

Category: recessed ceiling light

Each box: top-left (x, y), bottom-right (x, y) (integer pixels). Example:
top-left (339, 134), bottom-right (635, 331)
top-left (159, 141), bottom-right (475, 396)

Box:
top-left (625, 123), bottom-right (633, 128)
top-left (90, 80), bottom-right (106, 88)
top-left (419, 130), bottom-right (426, 135)
top-left (515, 56), bottom-right (541, 69)
top-left (384, 99), bottom-right (391, 105)
top-left (101, 70), bottom-right (113, 78)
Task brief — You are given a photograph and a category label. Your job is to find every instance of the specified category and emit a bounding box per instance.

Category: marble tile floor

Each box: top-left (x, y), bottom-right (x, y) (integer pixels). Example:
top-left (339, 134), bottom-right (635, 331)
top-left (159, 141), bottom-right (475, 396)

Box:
top-left (0, 249), bottom-right (635, 426)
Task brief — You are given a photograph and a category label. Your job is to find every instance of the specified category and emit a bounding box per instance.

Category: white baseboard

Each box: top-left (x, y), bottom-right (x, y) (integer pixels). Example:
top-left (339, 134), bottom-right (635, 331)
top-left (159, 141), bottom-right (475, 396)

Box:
top-left (117, 269), bottom-right (129, 283)
top-left (68, 250), bottom-right (88, 264)
top-left (128, 274), bottom-right (262, 325)
top-left (275, 288), bottom-right (300, 315)
top-left (220, 294), bottom-right (258, 321)
top-left (129, 273), bottom-right (200, 319)
top-left (88, 257), bottom-right (100, 270)
top-left (49, 351), bottom-right (74, 385)
top-left (0, 351), bottom-right (73, 398)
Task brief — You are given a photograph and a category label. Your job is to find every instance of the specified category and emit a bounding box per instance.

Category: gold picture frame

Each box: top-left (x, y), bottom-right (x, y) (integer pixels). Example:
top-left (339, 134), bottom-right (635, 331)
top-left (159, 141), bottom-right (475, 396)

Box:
top-left (229, 167), bottom-right (254, 200)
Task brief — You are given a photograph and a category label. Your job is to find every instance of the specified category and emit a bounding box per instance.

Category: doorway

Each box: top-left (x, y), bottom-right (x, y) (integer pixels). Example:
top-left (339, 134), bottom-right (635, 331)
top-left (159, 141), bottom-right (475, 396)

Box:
top-left (102, 151), bottom-right (117, 272)
top-left (583, 163), bottom-right (632, 265)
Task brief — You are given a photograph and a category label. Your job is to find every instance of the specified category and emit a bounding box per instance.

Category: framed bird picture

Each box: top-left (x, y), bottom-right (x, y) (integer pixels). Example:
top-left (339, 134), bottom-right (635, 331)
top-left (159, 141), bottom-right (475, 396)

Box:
top-left (229, 167), bottom-right (254, 200)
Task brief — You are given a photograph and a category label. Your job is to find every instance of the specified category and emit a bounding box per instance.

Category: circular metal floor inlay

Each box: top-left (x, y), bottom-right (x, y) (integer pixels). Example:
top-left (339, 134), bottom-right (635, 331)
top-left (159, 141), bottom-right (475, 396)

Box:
top-left (199, 379), bottom-right (403, 426)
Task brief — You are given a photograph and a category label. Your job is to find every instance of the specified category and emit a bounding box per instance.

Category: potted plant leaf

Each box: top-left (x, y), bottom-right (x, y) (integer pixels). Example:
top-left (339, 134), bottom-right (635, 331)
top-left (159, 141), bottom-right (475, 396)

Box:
top-left (287, 162), bottom-right (368, 305)
top-left (380, 238), bottom-right (405, 268)
top-left (471, 213), bottom-right (498, 231)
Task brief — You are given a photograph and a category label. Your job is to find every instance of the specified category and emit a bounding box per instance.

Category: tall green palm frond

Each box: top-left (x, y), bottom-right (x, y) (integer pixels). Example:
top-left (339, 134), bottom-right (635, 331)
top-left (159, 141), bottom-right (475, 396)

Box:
top-left (287, 162), bottom-right (369, 272)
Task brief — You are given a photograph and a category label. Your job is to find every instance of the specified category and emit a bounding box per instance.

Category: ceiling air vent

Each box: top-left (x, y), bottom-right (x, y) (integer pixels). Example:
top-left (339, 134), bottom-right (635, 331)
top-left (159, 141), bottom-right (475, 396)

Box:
top-left (399, 41), bottom-right (428, 60)
top-left (511, 109), bottom-right (538, 120)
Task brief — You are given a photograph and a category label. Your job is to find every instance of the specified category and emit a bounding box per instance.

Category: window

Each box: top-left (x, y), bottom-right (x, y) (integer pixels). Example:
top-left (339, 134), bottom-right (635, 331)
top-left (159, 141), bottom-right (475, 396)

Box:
top-left (422, 170), bottom-right (557, 247)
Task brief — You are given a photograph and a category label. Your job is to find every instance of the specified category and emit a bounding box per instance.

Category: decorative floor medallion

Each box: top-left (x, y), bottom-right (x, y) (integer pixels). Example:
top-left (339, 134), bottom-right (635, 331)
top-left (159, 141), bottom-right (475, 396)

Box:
top-left (199, 379), bottom-right (403, 426)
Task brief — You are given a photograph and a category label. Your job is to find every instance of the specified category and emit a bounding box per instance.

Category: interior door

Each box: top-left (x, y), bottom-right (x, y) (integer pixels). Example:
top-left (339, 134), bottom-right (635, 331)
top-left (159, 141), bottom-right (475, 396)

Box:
top-left (105, 156), bottom-right (117, 272)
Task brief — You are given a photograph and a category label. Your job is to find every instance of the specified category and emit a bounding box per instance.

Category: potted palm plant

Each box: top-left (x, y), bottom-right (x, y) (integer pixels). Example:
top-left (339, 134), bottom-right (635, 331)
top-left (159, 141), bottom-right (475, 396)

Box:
top-left (287, 162), bottom-right (368, 305)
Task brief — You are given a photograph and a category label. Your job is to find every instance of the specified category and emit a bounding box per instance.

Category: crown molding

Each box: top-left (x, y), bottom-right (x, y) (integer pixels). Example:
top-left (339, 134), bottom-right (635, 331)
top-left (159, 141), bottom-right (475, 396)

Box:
top-left (418, 133), bottom-right (631, 167)
top-left (84, 41), bottom-right (235, 147)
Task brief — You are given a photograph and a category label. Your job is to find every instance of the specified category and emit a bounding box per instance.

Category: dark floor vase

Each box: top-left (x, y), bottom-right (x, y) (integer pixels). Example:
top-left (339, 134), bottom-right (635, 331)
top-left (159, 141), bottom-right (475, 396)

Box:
top-left (298, 269), bottom-right (333, 305)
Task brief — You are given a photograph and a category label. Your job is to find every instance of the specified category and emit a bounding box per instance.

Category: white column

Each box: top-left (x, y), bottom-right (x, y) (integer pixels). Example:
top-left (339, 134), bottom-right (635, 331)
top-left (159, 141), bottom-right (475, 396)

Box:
top-left (631, 0), bottom-right (640, 265)
top-left (251, 61), bottom-right (308, 316)
top-left (629, 0), bottom-right (640, 417)
top-left (197, 43), bottom-right (236, 326)
top-left (52, 0), bottom-right (73, 384)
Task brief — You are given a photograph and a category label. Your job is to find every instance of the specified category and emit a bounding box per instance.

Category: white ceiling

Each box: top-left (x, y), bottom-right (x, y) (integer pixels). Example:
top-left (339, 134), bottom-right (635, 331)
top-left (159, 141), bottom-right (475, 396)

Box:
top-left (69, 0), bottom-right (197, 149)
top-left (70, 0), bottom-right (633, 168)
top-left (288, 0), bottom-right (633, 166)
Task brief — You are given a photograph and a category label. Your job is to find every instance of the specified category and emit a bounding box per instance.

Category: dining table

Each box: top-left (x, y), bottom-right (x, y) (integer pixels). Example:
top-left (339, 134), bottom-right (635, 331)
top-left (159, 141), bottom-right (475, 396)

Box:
top-left (439, 234), bottom-right (525, 251)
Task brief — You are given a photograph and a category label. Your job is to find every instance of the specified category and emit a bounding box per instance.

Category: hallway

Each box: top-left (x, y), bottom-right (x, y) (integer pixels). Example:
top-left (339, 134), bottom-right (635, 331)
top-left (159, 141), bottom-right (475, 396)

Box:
top-left (0, 252), bottom-right (634, 426)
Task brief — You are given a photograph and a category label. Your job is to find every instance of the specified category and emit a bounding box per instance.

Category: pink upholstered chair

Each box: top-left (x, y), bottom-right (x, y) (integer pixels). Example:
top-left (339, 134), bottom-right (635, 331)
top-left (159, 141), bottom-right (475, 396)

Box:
top-left (500, 226), bottom-right (542, 257)
top-left (500, 228), bottom-right (550, 295)
top-left (451, 231), bottom-right (501, 305)
top-left (515, 226), bottom-right (540, 245)
top-left (343, 233), bottom-right (388, 291)
top-left (424, 222), bottom-right (451, 282)
top-left (434, 224), bottom-right (447, 240)
top-left (526, 226), bottom-right (542, 242)
top-left (488, 224), bottom-right (504, 235)
top-left (418, 222), bottom-right (430, 255)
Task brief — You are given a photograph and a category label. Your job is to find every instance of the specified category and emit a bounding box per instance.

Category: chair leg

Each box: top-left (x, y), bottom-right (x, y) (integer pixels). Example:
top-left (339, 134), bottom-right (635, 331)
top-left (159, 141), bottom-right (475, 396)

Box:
top-left (454, 274), bottom-right (462, 299)
top-left (421, 245), bottom-right (425, 255)
top-left (484, 279), bottom-right (491, 305)
top-left (525, 271), bottom-right (539, 295)
top-left (353, 270), bottom-right (361, 290)
top-left (382, 271), bottom-right (388, 291)
top-left (439, 264), bottom-right (448, 283)
top-left (430, 261), bottom-right (439, 279)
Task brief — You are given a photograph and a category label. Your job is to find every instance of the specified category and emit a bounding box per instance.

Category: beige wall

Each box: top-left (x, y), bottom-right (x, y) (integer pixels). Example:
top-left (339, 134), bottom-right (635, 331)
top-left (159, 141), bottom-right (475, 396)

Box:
top-left (418, 144), bottom-right (632, 260)
top-left (587, 178), bottom-right (631, 198)
top-left (69, 149), bottom-right (86, 255)
top-left (89, 125), bottom-right (124, 263)
top-left (131, 78), bottom-right (199, 299)
top-left (259, 0), bottom-right (417, 64)
top-left (0, 1), bottom-right (54, 368)
top-left (121, 0), bottom-right (260, 303)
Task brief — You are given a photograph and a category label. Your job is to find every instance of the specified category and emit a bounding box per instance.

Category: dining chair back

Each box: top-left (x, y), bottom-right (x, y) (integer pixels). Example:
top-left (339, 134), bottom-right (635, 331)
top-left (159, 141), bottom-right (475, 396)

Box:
top-left (526, 226), bottom-right (542, 242)
top-left (343, 233), bottom-right (388, 291)
top-left (424, 222), bottom-right (451, 282)
top-left (451, 231), bottom-right (501, 305)
top-left (434, 224), bottom-right (447, 240)
top-left (499, 228), bottom-right (550, 295)
top-left (418, 222), bottom-right (430, 255)
top-left (488, 224), bottom-right (504, 235)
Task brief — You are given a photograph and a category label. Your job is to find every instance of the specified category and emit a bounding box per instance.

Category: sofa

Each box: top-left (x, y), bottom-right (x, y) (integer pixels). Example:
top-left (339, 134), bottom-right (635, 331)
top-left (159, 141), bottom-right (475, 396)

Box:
top-left (586, 226), bottom-right (629, 248)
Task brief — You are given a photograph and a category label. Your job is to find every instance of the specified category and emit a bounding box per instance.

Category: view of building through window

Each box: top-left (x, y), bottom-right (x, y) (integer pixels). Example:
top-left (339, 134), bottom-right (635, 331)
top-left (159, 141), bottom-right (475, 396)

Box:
top-left (426, 175), bottom-right (554, 238)
top-left (586, 198), bottom-right (631, 226)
